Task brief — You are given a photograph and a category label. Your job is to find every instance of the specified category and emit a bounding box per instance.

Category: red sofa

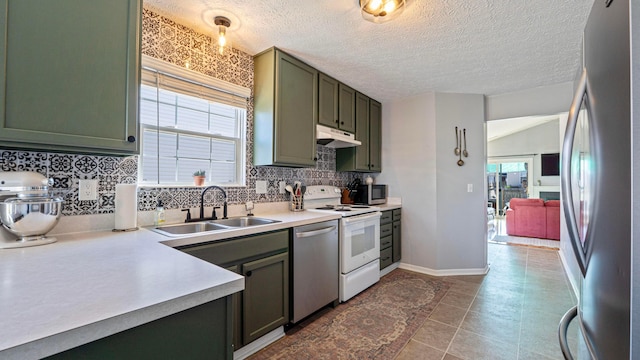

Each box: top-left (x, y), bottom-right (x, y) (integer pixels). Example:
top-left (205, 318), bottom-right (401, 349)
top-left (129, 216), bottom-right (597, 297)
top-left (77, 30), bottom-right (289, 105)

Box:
top-left (506, 198), bottom-right (560, 240)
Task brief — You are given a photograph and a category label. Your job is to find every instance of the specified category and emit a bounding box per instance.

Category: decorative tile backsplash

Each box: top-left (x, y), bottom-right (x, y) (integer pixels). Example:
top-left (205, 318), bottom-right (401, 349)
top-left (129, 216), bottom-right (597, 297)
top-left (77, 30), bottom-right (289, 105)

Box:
top-left (0, 7), bottom-right (362, 217)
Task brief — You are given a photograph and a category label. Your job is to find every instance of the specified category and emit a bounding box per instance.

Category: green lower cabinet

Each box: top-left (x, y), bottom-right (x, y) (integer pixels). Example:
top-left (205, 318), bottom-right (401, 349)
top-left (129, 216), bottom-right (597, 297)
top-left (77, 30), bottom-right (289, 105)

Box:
top-left (225, 264), bottom-right (243, 351)
top-left (392, 209), bottom-right (402, 263)
top-left (380, 209), bottom-right (401, 269)
top-left (380, 240), bottom-right (393, 269)
top-left (392, 221), bottom-right (402, 263)
top-left (45, 297), bottom-right (232, 360)
top-left (242, 252), bottom-right (289, 344)
top-left (179, 229), bottom-right (290, 350)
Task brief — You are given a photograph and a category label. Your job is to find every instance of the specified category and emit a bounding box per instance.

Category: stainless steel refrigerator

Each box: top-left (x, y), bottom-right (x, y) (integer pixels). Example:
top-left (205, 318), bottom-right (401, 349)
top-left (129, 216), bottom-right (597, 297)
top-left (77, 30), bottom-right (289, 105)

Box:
top-left (558, 0), bottom-right (632, 359)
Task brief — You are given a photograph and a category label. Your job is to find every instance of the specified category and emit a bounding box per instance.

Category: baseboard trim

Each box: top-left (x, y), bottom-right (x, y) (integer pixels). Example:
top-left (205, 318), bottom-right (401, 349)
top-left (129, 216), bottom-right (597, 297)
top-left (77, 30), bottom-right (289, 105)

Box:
top-left (558, 248), bottom-right (580, 301)
top-left (398, 262), bottom-right (489, 276)
top-left (380, 262), bottom-right (400, 277)
top-left (233, 326), bottom-right (285, 360)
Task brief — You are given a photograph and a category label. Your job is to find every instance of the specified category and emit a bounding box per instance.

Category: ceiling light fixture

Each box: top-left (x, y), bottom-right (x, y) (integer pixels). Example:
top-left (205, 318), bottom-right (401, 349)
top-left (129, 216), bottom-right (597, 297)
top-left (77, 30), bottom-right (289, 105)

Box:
top-left (214, 16), bottom-right (232, 55)
top-left (359, 0), bottom-right (406, 23)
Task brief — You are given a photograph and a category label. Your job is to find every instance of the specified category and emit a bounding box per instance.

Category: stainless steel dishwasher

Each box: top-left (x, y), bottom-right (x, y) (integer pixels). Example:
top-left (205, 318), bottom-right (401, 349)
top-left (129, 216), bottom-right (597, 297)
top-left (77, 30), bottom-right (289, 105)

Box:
top-left (292, 219), bottom-right (339, 323)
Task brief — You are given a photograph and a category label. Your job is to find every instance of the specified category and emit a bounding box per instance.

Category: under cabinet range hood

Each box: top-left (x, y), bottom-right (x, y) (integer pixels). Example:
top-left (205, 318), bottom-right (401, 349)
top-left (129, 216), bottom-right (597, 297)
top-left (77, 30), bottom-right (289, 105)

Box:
top-left (316, 125), bottom-right (361, 148)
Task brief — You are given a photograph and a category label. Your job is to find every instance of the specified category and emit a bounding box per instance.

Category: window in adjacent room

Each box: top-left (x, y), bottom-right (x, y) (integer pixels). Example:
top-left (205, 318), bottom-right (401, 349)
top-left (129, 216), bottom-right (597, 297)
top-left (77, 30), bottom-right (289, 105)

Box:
top-left (139, 55), bottom-right (250, 186)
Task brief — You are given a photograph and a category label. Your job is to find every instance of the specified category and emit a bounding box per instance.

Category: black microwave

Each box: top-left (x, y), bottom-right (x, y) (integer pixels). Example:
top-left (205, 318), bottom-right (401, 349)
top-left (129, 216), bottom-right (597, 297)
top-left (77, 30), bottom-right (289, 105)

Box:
top-left (354, 184), bottom-right (387, 205)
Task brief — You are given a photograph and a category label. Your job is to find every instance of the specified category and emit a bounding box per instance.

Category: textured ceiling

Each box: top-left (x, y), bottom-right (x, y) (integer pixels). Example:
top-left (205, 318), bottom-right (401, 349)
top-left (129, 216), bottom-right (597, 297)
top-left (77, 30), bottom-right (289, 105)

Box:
top-left (144, 0), bottom-right (594, 102)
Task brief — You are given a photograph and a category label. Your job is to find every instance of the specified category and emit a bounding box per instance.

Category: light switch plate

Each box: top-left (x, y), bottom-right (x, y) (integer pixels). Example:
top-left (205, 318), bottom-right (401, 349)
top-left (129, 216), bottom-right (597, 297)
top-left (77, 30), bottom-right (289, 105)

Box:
top-left (467, 184), bottom-right (473, 192)
top-left (79, 179), bottom-right (98, 201)
top-left (255, 180), bottom-right (267, 194)
top-left (278, 181), bottom-right (286, 194)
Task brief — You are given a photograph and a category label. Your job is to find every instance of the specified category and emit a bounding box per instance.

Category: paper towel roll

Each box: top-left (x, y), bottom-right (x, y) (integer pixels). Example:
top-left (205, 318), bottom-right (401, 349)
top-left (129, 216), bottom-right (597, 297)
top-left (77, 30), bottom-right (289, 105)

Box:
top-left (114, 184), bottom-right (138, 230)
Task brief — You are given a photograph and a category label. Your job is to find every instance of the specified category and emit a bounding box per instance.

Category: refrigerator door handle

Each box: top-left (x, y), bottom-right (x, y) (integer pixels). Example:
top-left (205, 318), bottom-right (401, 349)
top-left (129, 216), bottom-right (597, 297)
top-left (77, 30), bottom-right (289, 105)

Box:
top-left (558, 305), bottom-right (600, 360)
top-left (561, 69), bottom-right (589, 276)
top-left (558, 306), bottom-right (578, 360)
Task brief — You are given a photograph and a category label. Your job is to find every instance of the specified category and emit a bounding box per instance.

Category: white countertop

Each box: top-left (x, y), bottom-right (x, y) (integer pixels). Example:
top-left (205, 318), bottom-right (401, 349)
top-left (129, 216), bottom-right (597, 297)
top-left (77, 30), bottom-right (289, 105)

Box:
top-left (377, 203), bottom-right (402, 211)
top-left (0, 209), bottom-right (340, 359)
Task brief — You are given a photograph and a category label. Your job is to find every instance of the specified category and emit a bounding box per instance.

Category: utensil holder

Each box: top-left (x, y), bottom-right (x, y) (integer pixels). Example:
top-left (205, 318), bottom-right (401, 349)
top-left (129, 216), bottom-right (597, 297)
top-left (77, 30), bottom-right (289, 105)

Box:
top-left (290, 194), bottom-right (304, 212)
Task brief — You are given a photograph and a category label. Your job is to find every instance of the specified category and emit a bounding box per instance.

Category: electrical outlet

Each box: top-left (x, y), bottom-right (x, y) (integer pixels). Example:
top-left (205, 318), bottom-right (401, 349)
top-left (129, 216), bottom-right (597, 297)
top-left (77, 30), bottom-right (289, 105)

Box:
top-left (79, 179), bottom-right (98, 201)
top-left (467, 184), bottom-right (473, 193)
top-left (279, 181), bottom-right (286, 194)
top-left (255, 180), bottom-right (267, 194)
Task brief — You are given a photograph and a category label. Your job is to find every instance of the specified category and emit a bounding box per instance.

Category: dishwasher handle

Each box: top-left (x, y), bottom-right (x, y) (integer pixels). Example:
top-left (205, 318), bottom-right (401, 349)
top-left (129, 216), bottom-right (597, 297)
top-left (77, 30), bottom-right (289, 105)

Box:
top-left (296, 226), bottom-right (337, 238)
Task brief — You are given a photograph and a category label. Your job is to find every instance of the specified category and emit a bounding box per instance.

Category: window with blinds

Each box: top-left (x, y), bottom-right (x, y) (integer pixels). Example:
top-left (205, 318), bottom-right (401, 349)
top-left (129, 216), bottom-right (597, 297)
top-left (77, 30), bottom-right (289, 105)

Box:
top-left (139, 56), bottom-right (249, 186)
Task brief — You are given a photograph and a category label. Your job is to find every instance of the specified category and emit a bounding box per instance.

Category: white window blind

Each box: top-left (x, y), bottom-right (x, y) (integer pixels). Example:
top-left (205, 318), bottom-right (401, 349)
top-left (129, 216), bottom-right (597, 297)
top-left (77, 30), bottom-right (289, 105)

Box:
top-left (139, 56), bottom-right (249, 186)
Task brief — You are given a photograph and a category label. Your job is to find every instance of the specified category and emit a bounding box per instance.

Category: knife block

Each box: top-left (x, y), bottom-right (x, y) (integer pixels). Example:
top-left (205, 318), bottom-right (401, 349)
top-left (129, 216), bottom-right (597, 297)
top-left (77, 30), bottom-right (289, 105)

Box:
top-left (341, 189), bottom-right (354, 204)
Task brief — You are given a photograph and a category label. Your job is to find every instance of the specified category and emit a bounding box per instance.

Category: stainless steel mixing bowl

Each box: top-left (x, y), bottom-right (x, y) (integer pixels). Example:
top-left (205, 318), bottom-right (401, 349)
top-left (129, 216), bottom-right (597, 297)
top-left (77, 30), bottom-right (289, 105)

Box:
top-left (0, 196), bottom-right (63, 241)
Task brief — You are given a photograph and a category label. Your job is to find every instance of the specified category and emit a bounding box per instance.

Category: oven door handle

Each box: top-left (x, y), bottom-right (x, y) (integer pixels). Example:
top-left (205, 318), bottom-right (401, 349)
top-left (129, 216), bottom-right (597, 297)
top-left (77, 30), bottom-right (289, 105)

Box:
top-left (341, 211), bottom-right (382, 224)
top-left (296, 226), bottom-right (337, 238)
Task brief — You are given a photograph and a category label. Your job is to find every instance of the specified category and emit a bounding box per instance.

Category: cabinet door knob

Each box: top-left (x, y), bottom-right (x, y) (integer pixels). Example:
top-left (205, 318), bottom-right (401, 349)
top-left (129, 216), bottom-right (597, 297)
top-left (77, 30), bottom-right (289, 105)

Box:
top-left (341, 121), bottom-right (344, 125)
top-left (127, 135), bottom-right (136, 143)
top-left (335, 119), bottom-right (339, 123)
top-left (246, 270), bottom-right (252, 277)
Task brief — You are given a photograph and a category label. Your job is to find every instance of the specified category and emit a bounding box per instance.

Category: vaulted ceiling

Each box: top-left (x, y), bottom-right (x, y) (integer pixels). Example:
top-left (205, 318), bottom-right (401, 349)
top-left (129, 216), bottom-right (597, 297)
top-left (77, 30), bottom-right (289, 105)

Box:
top-left (144, 0), bottom-right (594, 102)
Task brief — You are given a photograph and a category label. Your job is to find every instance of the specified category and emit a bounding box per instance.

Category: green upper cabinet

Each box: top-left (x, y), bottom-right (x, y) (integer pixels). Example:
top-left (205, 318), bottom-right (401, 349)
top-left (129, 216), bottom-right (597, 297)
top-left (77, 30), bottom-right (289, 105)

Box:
top-left (336, 93), bottom-right (382, 172)
top-left (337, 83), bottom-right (356, 133)
top-left (318, 73), bottom-right (356, 133)
top-left (368, 99), bottom-right (382, 172)
top-left (318, 73), bottom-right (338, 129)
top-left (254, 48), bottom-right (318, 167)
top-left (0, 0), bottom-right (141, 155)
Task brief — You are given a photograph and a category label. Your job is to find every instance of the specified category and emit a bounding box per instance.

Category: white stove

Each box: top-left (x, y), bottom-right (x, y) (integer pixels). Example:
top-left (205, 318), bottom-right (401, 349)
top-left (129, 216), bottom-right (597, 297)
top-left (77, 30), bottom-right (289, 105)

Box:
top-left (305, 185), bottom-right (380, 217)
top-left (304, 185), bottom-right (381, 302)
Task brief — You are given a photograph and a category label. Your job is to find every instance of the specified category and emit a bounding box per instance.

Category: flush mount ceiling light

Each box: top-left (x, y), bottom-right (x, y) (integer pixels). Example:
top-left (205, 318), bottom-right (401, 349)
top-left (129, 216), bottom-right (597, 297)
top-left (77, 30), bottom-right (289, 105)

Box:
top-left (214, 16), bottom-right (232, 55)
top-left (359, 0), bottom-right (406, 23)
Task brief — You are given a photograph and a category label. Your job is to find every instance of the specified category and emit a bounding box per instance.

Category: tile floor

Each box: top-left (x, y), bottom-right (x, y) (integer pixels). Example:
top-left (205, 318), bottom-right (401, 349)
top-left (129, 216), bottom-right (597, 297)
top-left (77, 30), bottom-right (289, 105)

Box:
top-left (395, 243), bottom-right (579, 360)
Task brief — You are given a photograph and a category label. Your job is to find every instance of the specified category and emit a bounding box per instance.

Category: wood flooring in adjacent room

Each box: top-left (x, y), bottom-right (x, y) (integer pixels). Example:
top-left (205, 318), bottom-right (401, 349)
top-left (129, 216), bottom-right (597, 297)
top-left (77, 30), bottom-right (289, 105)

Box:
top-left (488, 217), bottom-right (560, 249)
top-left (250, 243), bottom-right (578, 360)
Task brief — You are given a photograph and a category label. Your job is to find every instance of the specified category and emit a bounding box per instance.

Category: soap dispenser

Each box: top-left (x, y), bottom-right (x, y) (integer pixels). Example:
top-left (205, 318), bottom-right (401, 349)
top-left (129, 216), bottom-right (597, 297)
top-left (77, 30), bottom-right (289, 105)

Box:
top-left (154, 200), bottom-right (166, 226)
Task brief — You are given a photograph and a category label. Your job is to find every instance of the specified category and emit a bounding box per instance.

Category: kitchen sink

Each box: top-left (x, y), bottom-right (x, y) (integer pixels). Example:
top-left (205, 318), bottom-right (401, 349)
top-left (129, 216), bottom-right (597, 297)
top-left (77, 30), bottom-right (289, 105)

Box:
top-left (150, 217), bottom-right (281, 237)
top-left (210, 217), bottom-right (280, 227)
top-left (151, 222), bottom-right (230, 236)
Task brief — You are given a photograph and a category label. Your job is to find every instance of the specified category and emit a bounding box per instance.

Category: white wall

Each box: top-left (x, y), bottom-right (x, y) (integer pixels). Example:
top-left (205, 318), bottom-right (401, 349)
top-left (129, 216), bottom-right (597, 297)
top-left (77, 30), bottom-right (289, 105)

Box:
top-left (434, 93), bottom-right (487, 271)
top-left (488, 119), bottom-right (561, 187)
top-left (485, 81), bottom-right (574, 121)
top-left (378, 93), bottom-right (439, 268)
top-left (378, 92), bottom-right (487, 274)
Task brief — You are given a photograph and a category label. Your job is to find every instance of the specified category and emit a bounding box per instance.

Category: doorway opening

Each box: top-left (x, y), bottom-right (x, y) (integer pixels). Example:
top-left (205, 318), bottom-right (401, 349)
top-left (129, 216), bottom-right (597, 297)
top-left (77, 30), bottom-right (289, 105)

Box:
top-left (487, 157), bottom-right (533, 216)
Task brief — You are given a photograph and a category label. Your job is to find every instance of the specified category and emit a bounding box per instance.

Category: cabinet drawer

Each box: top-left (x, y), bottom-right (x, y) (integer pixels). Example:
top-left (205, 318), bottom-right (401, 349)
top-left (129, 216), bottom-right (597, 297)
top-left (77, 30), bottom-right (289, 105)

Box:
top-left (380, 247), bottom-right (392, 270)
top-left (380, 223), bottom-right (393, 238)
top-left (392, 209), bottom-right (402, 221)
top-left (380, 235), bottom-right (392, 250)
top-left (380, 210), bottom-right (392, 224)
top-left (180, 230), bottom-right (289, 266)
